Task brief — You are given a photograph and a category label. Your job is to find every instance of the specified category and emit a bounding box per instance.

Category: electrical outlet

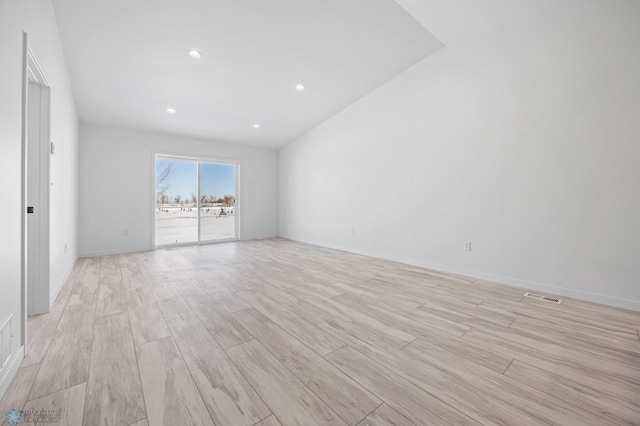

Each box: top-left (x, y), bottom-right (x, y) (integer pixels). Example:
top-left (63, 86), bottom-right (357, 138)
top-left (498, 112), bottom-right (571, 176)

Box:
top-left (123, 229), bottom-right (128, 236)
top-left (464, 241), bottom-right (471, 251)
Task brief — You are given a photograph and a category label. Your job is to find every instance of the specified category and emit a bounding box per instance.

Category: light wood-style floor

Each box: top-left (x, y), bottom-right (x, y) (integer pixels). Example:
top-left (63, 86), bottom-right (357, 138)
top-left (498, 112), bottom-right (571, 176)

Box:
top-left (2, 238), bottom-right (640, 425)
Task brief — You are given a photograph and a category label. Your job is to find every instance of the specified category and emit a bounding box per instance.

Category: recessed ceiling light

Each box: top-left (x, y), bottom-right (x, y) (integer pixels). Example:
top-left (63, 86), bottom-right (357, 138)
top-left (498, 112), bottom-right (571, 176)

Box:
top-left (188, 50), bottom-right (202, 59)
top-left (295, 83), bottom-right (305, 91)
top-left (253, 123), bottom-right (260, 129)
top-left (166, 107), bottom-right (176, 114)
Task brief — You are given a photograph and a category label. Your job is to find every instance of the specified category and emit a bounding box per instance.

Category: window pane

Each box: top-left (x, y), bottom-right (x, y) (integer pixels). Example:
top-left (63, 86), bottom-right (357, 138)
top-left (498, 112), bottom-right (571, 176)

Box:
top-left (155, 158), bottom-right (198, 245)
top-left (200, 162), bottom-right (236, 241)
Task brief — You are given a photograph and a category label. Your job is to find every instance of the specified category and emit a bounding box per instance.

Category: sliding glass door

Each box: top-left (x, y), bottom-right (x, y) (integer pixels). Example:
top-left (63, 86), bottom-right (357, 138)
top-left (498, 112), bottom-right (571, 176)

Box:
top-left (155, 155), bottom-right (237, 246)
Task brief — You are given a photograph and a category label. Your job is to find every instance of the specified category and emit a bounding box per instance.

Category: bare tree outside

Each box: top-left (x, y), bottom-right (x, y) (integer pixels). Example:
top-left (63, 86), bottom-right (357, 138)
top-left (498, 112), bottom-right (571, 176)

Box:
top-left (156, 162), bottom-right (175, 202)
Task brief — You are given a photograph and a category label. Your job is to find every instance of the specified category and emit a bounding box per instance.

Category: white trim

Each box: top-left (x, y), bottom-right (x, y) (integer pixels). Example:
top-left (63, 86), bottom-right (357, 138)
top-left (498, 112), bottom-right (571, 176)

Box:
top-left (79, 246), bottom-right (152, 258)
top-left (240, 233), bottom-right (279, 241)
top-left (20, 31), bottom-right (28, 361)
top-left (149, 150), bottom-right (156, 249)
top-left (49, 256), bottom-right (78, 307)
top-left (26, 48), bottom-right (50, 87)
top-left (279, 234), bottom-right (640, 312)
top-left (235, 161), bottom-right (242, 240)
top-left (0, 346), bottom-right (25, 402)
top-left (197, 160), bottom-right (201, 241)
top-left (80, 235), bottom-right (272, 258)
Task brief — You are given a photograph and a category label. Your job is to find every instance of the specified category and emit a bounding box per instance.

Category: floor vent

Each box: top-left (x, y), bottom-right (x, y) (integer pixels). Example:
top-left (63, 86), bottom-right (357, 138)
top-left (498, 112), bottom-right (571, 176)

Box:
top-left (524, 292), bottom-right (562, 304)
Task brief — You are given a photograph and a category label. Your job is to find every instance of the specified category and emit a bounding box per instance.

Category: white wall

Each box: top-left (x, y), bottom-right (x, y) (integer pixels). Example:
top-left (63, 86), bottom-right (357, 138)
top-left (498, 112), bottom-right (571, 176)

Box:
top-left (279, 0), bottom-right (640, 310)
top-left (79, 124), bottom-right (278, 256)
top-left (0, 0), bottom-right (79, 395)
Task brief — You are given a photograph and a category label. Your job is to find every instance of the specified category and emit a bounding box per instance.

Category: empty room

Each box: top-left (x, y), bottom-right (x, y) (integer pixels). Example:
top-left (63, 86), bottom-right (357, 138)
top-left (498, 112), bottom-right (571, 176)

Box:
top-left (1, 0), bottom-right (639, 425)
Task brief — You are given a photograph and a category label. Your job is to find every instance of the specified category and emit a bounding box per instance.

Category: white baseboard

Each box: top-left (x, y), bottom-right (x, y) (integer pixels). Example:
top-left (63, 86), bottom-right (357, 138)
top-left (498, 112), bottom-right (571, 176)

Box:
top-left (79, 236), bottom-right (279, 257)
top-left (240, 233), bottom-right (279, 241)
top-left (0, 345), bottom-right (24, 403)
top-left (279, 234), bottom-right (640, 312)
top-left (79, 246), bottom-right (151, 258)
top-left (49, 255), bottom-right (78, 308)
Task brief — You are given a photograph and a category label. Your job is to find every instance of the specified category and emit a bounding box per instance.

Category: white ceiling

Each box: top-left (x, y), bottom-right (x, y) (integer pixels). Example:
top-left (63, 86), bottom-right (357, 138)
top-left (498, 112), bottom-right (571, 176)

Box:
top-left (52, 0), bottom-right (442, 148)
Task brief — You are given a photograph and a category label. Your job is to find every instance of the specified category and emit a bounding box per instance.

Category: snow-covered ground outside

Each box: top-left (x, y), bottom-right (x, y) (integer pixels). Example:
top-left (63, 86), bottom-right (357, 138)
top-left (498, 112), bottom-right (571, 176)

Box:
top-left (155, 207), bottom-right (235, 245)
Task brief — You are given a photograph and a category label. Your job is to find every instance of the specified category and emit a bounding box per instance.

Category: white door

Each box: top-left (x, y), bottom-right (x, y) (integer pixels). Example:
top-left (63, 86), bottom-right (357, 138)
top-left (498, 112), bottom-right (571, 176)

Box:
top-left (26, 80), bottom-right (50, 316)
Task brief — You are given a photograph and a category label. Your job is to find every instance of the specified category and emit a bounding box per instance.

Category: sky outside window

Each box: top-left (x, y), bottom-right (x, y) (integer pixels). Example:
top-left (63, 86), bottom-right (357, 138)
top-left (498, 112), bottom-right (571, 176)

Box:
top-left (156, 158), bottom-right (235, 201)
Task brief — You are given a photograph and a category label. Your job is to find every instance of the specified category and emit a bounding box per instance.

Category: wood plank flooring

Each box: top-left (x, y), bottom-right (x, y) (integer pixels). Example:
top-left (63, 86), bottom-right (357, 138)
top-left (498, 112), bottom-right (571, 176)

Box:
top-left (1, 238), bottom-right (639, 425)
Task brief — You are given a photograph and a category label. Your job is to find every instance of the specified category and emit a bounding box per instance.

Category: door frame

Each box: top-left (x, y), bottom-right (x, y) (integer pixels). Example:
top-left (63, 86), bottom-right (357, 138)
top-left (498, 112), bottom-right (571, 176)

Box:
top-left (150, 151), bottom-right (241, 248)
top-left (21, 34), bottom-right (52, 353)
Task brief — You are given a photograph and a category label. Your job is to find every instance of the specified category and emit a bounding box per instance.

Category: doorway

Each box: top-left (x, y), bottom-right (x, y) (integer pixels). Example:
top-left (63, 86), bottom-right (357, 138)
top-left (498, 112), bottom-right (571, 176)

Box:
top-left (24, 47), bottom-right (51, 317)
top-left (155, 155), bottom-right (238, 246)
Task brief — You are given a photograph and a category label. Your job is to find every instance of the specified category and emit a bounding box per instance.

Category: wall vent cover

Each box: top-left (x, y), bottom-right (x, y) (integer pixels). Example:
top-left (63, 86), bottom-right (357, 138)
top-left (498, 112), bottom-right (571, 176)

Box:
top-left (524, 292), bottom-right (562, 304)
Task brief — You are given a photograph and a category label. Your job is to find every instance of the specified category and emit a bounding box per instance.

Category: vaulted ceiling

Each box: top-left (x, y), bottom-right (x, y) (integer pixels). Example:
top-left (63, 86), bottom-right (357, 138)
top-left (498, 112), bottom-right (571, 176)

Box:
top-left (53, 0), bottom-right (442, 148)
